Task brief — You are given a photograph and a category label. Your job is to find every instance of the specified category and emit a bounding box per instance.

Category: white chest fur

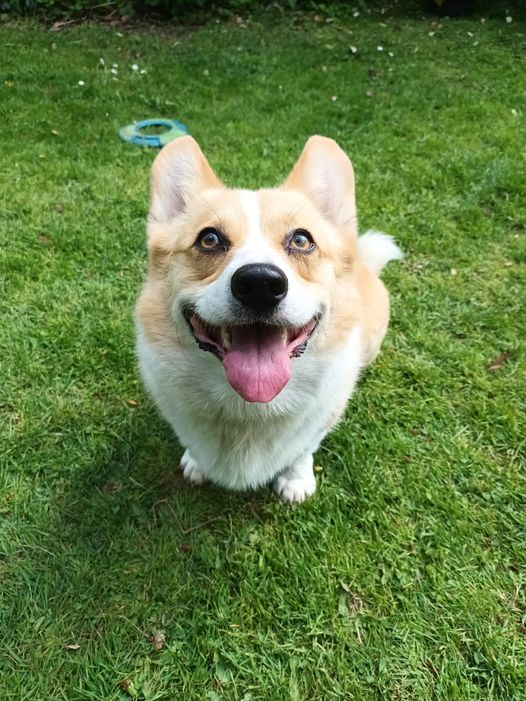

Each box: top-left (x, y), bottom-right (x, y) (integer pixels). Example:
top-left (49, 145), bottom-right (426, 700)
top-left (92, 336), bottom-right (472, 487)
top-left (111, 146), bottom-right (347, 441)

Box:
top-left (136, 324), bottom-right (363, 490)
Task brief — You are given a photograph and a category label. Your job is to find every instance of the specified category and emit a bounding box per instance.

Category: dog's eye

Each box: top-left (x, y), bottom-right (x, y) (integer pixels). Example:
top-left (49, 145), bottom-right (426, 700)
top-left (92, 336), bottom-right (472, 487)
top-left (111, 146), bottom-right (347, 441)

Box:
top-left (195, 228), bottom-right (228, 253)
top-left (287, 229), bottom-right (315, 254)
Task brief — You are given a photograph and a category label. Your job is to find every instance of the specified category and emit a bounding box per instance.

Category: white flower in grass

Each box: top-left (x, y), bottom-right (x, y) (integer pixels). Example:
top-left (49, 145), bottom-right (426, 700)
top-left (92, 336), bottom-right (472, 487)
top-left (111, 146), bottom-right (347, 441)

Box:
top-left (131, 64), bottom-right (139, 71)
top-left (78, 80), bottom-right (85, 86)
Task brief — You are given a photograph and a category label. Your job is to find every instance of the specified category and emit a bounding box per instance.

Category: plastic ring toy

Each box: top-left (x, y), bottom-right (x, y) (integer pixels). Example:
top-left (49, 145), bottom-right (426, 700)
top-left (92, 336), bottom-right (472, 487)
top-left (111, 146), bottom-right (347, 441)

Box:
top-left (119, 118), bottom-right (189, 148)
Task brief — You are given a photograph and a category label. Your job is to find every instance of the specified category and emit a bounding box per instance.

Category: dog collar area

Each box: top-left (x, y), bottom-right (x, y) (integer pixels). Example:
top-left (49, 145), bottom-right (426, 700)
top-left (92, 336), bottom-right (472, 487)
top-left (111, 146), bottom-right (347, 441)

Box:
top-left (119, 118), bottom-right (189, 148)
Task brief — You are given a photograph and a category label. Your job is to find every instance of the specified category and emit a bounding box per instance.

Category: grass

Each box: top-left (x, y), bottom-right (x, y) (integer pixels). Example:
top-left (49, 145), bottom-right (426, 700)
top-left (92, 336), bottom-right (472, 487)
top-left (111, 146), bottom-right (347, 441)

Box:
top-left (1, 7), bottom-right (525, 700)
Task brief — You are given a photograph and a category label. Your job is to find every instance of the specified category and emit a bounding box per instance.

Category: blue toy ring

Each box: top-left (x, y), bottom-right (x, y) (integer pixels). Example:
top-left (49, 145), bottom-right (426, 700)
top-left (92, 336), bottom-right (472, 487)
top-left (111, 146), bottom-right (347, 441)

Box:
top-left (119, 118), bottom-right (189, 148)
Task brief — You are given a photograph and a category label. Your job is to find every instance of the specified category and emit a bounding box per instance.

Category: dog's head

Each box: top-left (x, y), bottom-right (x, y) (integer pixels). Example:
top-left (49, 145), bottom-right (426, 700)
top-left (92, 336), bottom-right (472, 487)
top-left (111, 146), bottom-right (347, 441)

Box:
top-left (144, 135), bottom-right (359, 403)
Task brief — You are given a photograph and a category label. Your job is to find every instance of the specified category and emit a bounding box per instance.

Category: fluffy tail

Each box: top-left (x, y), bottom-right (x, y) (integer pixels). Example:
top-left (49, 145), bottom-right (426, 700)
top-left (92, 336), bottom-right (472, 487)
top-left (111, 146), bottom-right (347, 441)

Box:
top-left (357, 230), bottom-right (403, 275)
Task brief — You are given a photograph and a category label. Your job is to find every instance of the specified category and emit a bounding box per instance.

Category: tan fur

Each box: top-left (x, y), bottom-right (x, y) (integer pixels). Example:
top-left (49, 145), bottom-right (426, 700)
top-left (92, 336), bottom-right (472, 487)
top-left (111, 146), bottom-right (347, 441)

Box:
top-left (135, 135), bottom-right (400, 501)
top-left (139, 135), bottom-right (391, 362)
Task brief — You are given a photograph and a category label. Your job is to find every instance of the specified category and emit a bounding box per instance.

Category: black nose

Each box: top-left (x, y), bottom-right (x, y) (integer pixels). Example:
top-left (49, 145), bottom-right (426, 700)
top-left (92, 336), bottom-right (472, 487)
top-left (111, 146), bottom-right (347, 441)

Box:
top-left (231, 263), bottom-right (288, 314)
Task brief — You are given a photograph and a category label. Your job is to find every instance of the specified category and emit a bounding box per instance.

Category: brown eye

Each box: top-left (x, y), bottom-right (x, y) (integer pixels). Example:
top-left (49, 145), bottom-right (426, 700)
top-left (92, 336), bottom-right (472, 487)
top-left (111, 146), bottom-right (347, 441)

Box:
top-left (287, 229), bottom-right (315, 254)
top-left (195, 228), bottom-right (228, 253)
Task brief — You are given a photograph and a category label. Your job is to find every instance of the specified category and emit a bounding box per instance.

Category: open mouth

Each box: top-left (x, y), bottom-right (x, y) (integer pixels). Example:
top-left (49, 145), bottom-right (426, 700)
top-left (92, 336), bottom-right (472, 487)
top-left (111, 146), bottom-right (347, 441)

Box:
top-left (184, 311), bottom-right (319, 403)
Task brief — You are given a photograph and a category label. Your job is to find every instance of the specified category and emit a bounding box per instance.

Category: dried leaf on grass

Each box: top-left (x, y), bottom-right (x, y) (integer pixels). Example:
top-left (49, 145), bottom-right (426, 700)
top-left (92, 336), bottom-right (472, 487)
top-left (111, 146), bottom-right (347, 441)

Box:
top-left (488, 352), bottom-right (511, 372)
top-left (149, 629), bottom-right (166, 651)
top-left (338, 583), bottom-right (365, 618)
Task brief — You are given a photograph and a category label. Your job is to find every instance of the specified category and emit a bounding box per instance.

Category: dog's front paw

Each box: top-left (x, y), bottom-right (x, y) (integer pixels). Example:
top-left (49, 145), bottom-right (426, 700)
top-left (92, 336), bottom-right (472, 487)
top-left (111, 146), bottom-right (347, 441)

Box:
top-left (273, 454), bottom-right (316, 504)
top-left (180, 449), bottom-right (207, 485)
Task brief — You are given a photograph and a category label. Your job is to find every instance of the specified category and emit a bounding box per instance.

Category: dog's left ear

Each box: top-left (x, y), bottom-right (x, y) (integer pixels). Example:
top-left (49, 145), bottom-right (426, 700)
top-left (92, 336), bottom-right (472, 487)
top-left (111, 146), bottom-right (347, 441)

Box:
top-left (283, 136), bottom-right (357, 234)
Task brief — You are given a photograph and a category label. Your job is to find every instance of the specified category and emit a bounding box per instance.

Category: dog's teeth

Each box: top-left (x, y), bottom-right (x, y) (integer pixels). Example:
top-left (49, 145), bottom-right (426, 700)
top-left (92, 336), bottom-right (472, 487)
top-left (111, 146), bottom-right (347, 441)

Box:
top-left (222, 328), bottom-right (231, 350)
top-left (282, 329), bottom-right (288, 344)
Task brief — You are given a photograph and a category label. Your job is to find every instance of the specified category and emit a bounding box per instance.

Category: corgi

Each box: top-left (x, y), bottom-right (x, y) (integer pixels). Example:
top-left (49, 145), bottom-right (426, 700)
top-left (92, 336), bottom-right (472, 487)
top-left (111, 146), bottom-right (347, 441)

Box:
top-left (135, 135), bottom-right (402, 503)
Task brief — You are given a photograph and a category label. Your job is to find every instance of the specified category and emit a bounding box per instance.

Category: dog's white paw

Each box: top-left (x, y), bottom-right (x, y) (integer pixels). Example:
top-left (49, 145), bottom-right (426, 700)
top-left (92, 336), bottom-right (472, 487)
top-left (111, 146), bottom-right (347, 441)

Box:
top-left (180, 449), bottom-right (207, 485)
top-left (273, 454), bottom-right (316, 504)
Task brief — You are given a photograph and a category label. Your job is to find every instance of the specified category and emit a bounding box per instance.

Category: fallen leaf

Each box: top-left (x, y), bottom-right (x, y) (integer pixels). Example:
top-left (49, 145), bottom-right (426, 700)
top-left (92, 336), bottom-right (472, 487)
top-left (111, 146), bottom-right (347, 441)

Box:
top-left (119, 679), bottom-right (133, 692)
top-left (64, 643), bottom-right (80, 650)
top-left (149, 629), bottom-right (166, 651)
top-left (368, 68), bottom-right (378, 78)
top-left (366, 90), bottom-right (373, 97)
top-left (488, 352), bottom-right (511, 372)
top-left (178, 543), bottom-right (192, 553)
top-left (214, 652), bottom-right (233, 683)
top-left (126, 399), bottom-right (139, 408)
top-left (338, 586), bottom-right (364, 618)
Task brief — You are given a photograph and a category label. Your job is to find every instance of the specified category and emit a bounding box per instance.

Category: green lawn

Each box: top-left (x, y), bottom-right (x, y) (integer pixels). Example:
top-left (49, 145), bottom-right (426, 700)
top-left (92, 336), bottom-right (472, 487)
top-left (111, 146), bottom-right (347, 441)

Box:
top-left (1, 8), bottom-right (525, 700)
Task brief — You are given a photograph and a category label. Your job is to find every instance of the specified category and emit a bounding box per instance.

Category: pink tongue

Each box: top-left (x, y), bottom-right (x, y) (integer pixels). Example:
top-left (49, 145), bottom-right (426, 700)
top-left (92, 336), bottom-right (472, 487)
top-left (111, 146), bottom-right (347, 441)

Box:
top-left (223, 326), bottom-right (291, 403)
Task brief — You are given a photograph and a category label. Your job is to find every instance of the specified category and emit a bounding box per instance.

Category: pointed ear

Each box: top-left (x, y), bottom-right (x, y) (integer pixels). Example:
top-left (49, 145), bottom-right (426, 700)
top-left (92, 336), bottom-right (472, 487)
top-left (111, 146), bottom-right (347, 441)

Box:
top-left (283, 136), bottom-right (357, 233)
top-left (149, 136), bottom-right (223, 223)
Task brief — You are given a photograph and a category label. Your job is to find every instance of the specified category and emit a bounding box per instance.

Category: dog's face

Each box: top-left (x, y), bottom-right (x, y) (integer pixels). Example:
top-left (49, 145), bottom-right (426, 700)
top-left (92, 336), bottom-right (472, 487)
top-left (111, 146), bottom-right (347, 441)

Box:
top-left (143, 136), bottom-right (360, 403)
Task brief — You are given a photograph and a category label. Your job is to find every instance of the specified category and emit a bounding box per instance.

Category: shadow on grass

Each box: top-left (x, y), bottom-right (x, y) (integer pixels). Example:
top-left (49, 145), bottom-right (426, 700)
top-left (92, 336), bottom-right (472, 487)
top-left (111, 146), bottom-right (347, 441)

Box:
top-left (57, 403), bottom-right (276, 539)
top-left (4, 404), bottom-right (281, 650)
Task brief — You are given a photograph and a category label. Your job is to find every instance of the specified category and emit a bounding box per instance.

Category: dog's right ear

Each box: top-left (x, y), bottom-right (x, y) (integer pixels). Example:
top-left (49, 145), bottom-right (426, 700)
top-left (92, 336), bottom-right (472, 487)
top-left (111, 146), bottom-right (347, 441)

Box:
top-left (149, 136), bottom-right (223, 223)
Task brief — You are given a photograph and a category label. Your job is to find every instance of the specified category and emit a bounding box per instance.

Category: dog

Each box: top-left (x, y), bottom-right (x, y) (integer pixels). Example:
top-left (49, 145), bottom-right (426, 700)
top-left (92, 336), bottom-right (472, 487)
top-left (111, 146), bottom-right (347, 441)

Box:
top-left (135, 135), bottom-right (402, 503)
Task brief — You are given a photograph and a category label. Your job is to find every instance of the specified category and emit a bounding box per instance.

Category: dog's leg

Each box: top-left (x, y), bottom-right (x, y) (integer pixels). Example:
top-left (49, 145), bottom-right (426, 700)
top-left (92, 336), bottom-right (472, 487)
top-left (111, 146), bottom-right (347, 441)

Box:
top-left (273, 453), bottom-right (316, 504)
top-left (180, 449), bottom-right (207, 485)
